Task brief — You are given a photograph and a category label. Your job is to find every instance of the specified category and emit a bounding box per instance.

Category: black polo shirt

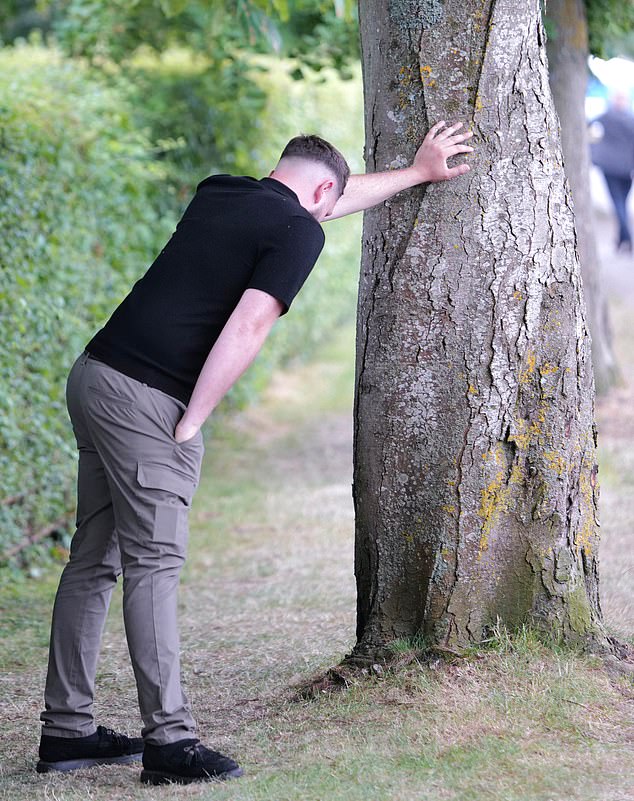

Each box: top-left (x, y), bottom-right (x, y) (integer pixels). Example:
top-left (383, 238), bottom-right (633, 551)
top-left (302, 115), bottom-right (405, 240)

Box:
top-left (86, 175), bottom-right (325, 404)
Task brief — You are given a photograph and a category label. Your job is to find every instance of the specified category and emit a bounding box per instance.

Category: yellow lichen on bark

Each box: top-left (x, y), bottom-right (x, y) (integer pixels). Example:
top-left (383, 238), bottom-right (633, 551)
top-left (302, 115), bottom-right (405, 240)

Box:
top-left (477, 445), bottom-right (507, 558)
top-left (519, 348), bottom-right (537, 386)
top-left (575, 445), bottom-right (597, 555)
top-left (509, 462), bottom-right (523, 485)
top-left (507, 401), bottom-right (547, 450)
top-left (539, 361), bottom-right (559, 378)
top-left (419, 64), bottom-right (436, 88)
top-left (398, 65), bottom-right (413, 86)
top-left (543, 450), bottom-right (567, 476)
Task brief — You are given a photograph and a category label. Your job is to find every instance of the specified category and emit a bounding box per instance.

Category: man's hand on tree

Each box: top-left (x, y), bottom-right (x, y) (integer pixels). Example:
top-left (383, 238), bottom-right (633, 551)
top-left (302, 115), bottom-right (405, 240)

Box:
top-left (413, 121), bottom-right (474, 183)
top-left (324, 121), bottom-right (474, 221)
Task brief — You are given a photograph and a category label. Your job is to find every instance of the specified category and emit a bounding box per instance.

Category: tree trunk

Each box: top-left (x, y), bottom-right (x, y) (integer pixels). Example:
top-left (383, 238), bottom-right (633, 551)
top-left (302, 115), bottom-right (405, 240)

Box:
top-left (546, 0), bottom-right (620, 395)
top-left (353, 0), bottom-right (611, 658)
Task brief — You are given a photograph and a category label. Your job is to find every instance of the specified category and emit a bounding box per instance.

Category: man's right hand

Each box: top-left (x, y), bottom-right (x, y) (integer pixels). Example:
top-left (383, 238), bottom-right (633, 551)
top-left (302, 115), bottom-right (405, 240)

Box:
top-left (411, 121), bottom-right (473, 183)
top-left (174, 418), bottom-right (200, 444)
top-left (325, 120), bottom-right (473, 221)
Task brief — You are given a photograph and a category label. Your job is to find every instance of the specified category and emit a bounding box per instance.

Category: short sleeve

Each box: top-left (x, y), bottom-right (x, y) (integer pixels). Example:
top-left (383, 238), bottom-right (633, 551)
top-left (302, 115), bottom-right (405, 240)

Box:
top-left (247, 214), bottom-right (325, 314)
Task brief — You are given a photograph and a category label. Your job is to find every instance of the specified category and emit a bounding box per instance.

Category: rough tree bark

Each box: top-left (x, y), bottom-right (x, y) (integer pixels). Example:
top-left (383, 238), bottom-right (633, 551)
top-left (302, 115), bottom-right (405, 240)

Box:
top-left (546, 0), bottom-right (620, 395)
top-left (352, 0), bottom-right (614, 658)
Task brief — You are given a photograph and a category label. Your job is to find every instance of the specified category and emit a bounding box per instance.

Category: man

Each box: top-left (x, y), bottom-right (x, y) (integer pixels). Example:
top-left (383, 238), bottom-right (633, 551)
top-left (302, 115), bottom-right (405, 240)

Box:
top-left (37, 121), bottom-right (473, 785)
top-left (590, 92), bottom-right (634, 253)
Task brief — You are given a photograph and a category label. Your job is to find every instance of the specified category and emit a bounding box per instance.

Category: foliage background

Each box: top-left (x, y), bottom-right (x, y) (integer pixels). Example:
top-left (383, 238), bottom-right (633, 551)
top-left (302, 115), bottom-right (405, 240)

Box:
top-left (0, 34), bottom-right (363, 567)
top-left (0, 44), bottom-right (172, 564)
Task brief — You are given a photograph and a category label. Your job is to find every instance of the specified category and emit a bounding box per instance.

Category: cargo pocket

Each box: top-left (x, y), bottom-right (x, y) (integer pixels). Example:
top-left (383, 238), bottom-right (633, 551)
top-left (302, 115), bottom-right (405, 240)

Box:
top-left (136, 461), bottom-right (198, 546)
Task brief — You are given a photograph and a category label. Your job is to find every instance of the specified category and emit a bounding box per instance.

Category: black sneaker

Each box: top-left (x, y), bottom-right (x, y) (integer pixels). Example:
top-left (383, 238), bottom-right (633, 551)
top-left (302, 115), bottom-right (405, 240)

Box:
top-left (37, 725), bottom-right (144, 773)
top-left (140, 738), bottom-right (244, 785)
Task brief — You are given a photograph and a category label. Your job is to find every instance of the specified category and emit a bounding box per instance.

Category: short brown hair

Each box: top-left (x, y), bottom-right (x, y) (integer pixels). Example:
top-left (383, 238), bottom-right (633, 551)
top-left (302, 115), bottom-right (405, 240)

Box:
top-left (279, 134), bottom-right (350, 196)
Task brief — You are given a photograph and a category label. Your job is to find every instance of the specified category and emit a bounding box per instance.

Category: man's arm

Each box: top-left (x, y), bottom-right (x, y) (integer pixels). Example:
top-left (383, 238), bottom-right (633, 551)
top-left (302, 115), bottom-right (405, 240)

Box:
top-left (325, 121), bottom-right (473, 222)
top-left (174, 288), bottom-right (284, 443)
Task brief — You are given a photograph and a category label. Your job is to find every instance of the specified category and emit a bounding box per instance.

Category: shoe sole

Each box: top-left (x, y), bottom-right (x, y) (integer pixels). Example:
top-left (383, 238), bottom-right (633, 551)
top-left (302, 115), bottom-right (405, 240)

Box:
top-left (36, 753), bottom-right (143, 773)
top-left (140, 766), bottom-right (244, 785)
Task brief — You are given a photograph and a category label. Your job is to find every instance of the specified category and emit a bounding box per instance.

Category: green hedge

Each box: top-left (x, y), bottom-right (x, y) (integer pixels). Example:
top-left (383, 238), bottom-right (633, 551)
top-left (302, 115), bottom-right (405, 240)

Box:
top-left (0, 43), bottom-right (174, 567)
top-left (0, 43), bottom-right (363, 568)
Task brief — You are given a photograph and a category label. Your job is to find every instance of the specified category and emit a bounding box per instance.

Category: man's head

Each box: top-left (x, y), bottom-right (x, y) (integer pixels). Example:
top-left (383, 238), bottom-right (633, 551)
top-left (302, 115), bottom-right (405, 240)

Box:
top-left (269, 134), bottom-right (350, 221)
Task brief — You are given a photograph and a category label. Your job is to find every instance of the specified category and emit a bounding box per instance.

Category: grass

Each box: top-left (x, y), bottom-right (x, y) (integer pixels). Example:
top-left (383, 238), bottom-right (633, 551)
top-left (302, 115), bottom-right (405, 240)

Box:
top-left (0, 322), bottom-right (633, 801)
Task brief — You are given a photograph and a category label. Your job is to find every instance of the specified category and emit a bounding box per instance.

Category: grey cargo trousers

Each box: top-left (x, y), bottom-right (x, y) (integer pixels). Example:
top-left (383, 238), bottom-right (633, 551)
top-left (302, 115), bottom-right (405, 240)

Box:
top-left (41, 352), bottom-right (204, 745)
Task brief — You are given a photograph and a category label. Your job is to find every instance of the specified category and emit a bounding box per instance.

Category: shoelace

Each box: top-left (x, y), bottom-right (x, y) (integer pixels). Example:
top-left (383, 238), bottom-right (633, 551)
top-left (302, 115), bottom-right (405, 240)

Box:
top-left (183, 744), bottom-right (202, 768)
top-left (97, 726), bottom-right (127, 748)
top-left (182, 743), bottom-right (225, 769)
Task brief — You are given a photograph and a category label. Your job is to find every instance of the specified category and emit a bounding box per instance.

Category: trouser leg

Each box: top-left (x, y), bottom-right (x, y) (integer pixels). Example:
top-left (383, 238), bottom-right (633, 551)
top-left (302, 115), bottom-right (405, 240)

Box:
top-left (623, 177), bottom-right (633, 244)
top-left (604, 173), bottom-right (632, 244)
top-left (119, 483), bottom-right (194, 745)
top-left (78, 356), bottom-right (204, 745)
top-left (42, 354), bottom-right (121, 737)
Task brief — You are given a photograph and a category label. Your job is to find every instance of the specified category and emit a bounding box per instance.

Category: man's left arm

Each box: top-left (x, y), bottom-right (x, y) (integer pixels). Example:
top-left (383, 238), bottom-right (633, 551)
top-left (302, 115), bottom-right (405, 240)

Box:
top-left (325, 120), bottom-right (473, 221)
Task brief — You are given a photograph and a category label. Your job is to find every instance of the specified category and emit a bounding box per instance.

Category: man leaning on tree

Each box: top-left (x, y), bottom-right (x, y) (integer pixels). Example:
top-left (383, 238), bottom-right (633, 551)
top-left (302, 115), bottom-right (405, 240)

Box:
top-left (37, 120), bottom-right (473, 785)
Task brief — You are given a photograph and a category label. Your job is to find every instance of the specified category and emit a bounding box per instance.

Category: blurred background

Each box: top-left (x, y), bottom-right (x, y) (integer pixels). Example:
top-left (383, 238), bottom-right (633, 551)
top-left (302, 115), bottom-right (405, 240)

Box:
top-left (0, 0), bottom-right (365, 566)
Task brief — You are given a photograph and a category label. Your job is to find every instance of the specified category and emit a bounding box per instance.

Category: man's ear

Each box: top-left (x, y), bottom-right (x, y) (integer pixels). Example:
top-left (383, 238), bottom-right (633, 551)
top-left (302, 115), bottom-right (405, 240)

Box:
top-left (314, 178), bottom-right (335, 203)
